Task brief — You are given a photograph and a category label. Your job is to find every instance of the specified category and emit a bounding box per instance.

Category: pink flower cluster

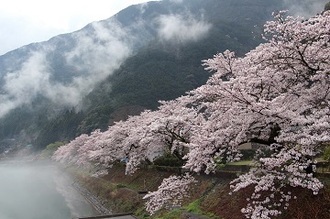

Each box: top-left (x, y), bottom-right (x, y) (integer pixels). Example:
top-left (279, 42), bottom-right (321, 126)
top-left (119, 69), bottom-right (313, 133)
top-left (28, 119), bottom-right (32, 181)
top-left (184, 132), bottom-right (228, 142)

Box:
top-left (143, 174), bottom-right (196, 214)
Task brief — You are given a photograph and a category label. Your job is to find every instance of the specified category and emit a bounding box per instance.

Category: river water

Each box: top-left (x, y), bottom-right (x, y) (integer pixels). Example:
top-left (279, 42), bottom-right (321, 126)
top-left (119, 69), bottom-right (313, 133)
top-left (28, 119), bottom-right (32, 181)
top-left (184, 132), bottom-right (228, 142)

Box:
top-left (0, 161), bottom-right (99, 219)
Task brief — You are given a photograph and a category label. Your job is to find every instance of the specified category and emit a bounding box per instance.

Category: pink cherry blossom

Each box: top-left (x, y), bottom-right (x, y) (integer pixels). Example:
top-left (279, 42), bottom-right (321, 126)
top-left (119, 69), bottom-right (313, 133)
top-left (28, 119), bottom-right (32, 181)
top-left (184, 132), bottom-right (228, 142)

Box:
top-left (53, 11), bottom-right (330, 218)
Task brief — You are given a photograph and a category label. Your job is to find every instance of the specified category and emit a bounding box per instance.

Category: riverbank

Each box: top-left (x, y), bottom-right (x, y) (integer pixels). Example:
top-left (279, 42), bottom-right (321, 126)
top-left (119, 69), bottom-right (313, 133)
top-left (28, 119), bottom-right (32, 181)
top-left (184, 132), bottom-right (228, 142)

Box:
top-left (65, 163), bottom-right (330, 219)
top-left (3, 148), bottom-right (330, 219)
top-left (71, 179), bottom-right (112, 215)
top-left (53, 165), bottom-right (107, 218)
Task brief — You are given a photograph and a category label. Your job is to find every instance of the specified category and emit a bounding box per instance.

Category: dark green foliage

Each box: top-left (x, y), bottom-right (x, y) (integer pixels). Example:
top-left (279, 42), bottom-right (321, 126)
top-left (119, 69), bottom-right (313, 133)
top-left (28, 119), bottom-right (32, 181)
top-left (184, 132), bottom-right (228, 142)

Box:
top-left (45, 141), bottom-right (66, 151)
top-left (0, 107), bottom-right (33, 140)
top-left (106, 47), bottom-right (209, 108)
top-left (325, 2), bottom-right (330, 11)
top-left (240, 149), bottom-right (255, 160)
top-left (77, 104), bottom-right (114, 134)
top-left (323, 145), bottom-right (330, 161)
top-left (153, 154), bottom-right (185, 167)
top-left (33, 110), bottom-right (84, 150)
top-left (40, 141), bottom-right (67, 157)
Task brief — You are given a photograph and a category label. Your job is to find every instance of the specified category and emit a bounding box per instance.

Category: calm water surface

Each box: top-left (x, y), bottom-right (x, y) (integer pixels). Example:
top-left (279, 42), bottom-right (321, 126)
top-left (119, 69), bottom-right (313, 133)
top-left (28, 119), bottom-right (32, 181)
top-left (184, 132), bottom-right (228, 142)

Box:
top-left (0, 161), bottom-right (98, 219)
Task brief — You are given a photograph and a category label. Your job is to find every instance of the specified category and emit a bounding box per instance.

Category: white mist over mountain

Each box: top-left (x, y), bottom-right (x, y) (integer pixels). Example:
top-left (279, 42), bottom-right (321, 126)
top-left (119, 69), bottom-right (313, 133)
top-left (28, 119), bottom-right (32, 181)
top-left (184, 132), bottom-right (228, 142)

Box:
top-left (283, 0), bottom-right (329, 17)
top-left (0, 0), bottom-right (219, 118)
top-left (0, 20), bottom-right (134, 117)
top-left (157, 13), bottom-right (212, 43)
top-left (0, 0), bottom-right (328, 119)
top-left (0, 0), bottom-right (155, 55)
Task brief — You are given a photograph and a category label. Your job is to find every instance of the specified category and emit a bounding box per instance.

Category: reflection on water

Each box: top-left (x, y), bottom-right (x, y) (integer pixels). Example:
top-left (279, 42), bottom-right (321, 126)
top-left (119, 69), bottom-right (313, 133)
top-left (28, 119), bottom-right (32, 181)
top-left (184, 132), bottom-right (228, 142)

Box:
top-left (0, 162), bottom-right (97, 219)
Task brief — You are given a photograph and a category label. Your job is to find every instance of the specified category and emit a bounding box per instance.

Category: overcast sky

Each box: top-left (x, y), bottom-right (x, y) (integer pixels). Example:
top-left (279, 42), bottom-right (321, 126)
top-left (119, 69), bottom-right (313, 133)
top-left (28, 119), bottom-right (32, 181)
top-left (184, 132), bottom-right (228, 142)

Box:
top-left (0, 0), bottom-right (156, 55)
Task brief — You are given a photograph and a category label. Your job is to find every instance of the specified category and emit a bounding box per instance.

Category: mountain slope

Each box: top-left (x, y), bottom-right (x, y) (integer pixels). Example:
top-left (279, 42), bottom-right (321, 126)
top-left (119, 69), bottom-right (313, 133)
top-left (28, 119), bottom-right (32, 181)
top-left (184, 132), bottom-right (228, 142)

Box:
top-left (0, 0), bottom-right (328, 151)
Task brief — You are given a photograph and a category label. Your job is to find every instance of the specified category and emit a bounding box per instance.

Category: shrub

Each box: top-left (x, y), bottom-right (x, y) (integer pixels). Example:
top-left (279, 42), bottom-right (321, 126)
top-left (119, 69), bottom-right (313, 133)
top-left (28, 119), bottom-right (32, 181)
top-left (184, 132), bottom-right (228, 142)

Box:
top-left (153, 154), bottom-right (184, 167)
top-left (323, 145), bottom-right (330, 161)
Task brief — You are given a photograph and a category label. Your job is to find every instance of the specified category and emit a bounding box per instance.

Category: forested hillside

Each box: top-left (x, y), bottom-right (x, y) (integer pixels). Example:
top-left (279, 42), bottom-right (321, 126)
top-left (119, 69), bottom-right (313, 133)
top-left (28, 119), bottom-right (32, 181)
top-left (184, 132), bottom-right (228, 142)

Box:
top-left (0, 0), bottom-right (327, 151)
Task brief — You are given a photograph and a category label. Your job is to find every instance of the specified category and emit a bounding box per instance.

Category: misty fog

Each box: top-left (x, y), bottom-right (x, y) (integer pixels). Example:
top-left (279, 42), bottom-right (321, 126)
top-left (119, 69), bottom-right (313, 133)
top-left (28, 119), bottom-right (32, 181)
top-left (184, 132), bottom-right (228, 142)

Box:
top-left (0, 0), bottom-right (328, 119)
top-left (0, 162), bottom-right (97, 219)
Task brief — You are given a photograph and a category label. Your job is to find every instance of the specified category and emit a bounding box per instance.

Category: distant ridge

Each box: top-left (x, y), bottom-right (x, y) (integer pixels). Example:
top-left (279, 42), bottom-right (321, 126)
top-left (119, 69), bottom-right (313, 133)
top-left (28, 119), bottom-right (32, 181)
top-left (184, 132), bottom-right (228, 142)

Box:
top-left (0, 0), bottom-right (327, 151)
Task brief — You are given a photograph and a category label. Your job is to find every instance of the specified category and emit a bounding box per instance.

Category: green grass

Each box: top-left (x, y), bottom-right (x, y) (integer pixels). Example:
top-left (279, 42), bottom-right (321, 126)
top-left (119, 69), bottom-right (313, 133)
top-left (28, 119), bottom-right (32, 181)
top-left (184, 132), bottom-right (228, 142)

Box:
top-left (227, 160), bottom-right (253, 166)
top-left (185, 199), bottom-right (220, 219)
top-left (186, 199), bottom-right (201, 212)
top-left (155, 209), bottom-right (182, 219)
top-left (152, 199), bottom-right (220, 219)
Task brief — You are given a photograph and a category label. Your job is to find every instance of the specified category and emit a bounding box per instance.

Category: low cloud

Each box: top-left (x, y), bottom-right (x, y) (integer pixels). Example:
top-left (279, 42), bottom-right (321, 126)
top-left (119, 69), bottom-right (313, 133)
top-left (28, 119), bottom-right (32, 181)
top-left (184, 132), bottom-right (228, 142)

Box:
top-left (283, 0), bottom-right (328, 17)
top-left (0, 52), bottom-right (50, 117)
top-left (1, 4), bottom-right (212, 119)
top-left (0, 19), bottom-right (133, 118)
top-left (61, 20), bottom-right (132, 107)
top-left (157, 13), bottom-right (212, 44)
top-left (137, 2), bottom-right (150, 14)
top-left (169, 0), bottom-right (184, 3)
top-left (66, 20), bottom-right (132, 74)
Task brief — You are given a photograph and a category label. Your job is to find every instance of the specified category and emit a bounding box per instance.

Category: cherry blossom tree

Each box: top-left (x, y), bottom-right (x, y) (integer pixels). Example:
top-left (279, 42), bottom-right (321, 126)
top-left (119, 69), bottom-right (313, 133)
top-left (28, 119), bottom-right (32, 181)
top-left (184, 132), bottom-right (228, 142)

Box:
top-left (143, 11), bottom-right (330, 218)
top-left (91, 104), bottom-right (197, 174)
top-left (53, 10), bottom-right (330, 219)
top-left (52, 105), bottom-right (195, 174)
top-left (53, 133), bottom-right (90, 165)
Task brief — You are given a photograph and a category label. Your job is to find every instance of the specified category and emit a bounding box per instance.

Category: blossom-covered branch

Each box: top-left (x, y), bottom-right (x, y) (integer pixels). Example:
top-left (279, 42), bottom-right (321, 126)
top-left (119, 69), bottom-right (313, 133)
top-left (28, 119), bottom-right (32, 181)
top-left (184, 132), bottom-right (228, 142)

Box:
top-left (143, 173), bottom-right (196, 215)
